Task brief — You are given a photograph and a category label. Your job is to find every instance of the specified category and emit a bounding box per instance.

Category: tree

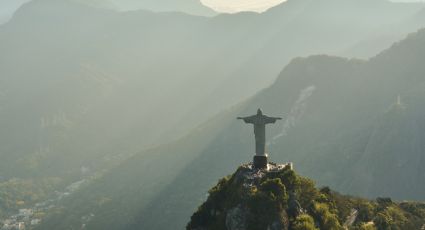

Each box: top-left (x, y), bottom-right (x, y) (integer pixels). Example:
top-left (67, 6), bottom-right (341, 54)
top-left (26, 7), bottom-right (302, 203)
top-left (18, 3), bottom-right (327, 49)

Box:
top-left (312, 202), bottom-right (344, 230)
top-left (292, 214), bottom-right (318, 230)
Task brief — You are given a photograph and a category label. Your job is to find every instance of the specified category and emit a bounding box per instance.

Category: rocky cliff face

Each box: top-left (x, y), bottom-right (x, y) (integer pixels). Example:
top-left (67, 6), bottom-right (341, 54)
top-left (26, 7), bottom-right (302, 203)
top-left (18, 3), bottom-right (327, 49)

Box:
top-left (187, 163), bottom-right (294, 230)
top-left (187, 163), bottom-right (425, 230)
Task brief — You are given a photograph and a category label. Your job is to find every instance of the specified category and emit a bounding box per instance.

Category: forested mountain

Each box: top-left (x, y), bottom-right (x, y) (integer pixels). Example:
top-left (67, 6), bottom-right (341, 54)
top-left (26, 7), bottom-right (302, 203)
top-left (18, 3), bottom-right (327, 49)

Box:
top-left (35, 28), bottom-right (425, 229)
top-left (0, 0), bottom-right (212, 179)
top-left (188, 163), bottom-right (425, 230)
top-left (1, 0), bottom-right (424, 181)
top-left (2, 0), bottom-right (425, 226)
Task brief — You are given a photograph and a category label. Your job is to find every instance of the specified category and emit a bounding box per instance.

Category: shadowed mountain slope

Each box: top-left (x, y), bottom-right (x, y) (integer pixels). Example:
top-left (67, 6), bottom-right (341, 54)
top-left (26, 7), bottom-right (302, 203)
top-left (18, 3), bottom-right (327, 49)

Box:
top-left (2, 0), bottom-right (425, 181)
top-left (35, 28), bottom-right (425, 229)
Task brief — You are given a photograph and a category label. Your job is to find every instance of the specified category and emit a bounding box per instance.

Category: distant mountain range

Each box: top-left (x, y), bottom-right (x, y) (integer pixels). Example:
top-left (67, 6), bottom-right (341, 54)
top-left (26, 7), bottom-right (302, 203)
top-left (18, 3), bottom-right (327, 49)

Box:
top-left (2, 0), bottom-right (424, 181)
top-left (0, 0), bottom-right (216, 22)
top-left (106, 0), bottom-right (217, 16)
top-left (1, 0), bottom-right (425, 227)
top-left (34, 26), bottom-right (425, 229)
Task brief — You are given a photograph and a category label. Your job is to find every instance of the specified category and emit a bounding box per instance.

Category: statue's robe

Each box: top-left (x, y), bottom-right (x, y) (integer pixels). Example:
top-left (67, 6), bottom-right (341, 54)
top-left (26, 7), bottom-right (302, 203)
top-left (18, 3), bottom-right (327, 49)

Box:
top-left (241, 115), bottom-right (279, 156)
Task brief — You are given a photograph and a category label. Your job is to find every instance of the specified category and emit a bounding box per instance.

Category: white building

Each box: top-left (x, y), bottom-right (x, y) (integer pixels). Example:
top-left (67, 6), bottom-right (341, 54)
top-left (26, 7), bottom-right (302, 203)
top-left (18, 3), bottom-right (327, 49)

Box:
top-left (18, 209), bottom-right (32, 217)
top-left (30, 219), bottom-right (41, 226)
top-left (18, 222), bottom-right (25, 230)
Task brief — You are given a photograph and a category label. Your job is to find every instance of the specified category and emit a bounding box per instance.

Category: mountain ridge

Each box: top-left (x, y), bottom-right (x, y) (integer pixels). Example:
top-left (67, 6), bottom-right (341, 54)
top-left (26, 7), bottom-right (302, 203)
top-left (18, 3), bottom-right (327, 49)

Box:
top-left (34, 28), bottom-right (425, 230)
top-left (2, 0), bottom-right (425, 227)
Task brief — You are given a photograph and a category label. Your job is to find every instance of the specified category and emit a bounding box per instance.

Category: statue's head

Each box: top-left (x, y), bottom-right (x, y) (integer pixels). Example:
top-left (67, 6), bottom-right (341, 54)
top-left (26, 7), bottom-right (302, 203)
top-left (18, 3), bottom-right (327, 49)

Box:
top-left (257, 108), bottom-right (263, 115)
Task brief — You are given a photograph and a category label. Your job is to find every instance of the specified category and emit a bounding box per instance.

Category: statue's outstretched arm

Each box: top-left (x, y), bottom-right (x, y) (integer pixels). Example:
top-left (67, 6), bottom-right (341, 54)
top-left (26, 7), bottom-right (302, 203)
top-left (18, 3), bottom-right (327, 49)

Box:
top-left (237, 115), bottom-right (255, 124)
top-left (265, 116), bottom-right (283, 124)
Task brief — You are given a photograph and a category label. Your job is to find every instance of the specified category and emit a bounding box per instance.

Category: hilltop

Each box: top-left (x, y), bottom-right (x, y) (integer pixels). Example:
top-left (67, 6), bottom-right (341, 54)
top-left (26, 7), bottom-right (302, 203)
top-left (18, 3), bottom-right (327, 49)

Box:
top-left (187, 163), bottom-right (425, 230)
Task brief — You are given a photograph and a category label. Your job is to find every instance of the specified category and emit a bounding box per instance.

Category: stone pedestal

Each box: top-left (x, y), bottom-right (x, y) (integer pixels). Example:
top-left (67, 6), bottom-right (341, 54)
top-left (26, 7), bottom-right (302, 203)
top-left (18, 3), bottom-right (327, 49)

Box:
top-left (253, 154), bottom-right (268, 169)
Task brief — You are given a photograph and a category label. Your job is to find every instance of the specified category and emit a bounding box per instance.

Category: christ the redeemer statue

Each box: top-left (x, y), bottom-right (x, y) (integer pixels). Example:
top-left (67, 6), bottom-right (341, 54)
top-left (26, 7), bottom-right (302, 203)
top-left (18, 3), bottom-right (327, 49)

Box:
top-left (238, 109), bottom-right (282, 168)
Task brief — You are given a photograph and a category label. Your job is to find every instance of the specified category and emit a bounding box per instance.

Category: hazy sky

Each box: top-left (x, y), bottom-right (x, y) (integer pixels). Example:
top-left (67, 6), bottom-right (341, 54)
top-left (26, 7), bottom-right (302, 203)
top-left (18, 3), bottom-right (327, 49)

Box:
top-left (201, 0), bottom-right (425, 13)
top-left (201, 0), bottom-right (287, 13)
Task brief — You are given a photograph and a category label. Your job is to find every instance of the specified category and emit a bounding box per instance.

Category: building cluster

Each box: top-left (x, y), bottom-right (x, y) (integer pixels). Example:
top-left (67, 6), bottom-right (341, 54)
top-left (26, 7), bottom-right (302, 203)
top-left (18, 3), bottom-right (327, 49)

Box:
top-left (0, 209), bottom-right (41, 230)
top-left (0, 179), bottom-right (87, 230)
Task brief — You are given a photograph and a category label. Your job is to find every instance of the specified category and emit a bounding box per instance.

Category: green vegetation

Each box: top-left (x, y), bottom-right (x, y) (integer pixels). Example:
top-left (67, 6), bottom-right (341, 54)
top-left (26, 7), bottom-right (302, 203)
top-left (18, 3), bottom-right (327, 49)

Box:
top-left (292, 214), bottom-right (318, 230)
top-left (187, 166), bottom-right (425, 230)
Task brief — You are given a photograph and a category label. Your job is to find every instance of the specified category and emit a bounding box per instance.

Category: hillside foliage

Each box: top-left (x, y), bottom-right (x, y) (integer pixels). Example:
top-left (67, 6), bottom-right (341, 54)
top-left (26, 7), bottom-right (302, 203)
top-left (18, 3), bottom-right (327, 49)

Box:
top-left (187, 166), bottom-right (425, 230)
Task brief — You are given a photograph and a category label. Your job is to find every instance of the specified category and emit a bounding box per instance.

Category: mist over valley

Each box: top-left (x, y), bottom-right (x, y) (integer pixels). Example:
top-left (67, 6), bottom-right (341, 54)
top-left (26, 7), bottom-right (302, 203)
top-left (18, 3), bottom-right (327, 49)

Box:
top-left (1, 0), bottom-right (425, 229)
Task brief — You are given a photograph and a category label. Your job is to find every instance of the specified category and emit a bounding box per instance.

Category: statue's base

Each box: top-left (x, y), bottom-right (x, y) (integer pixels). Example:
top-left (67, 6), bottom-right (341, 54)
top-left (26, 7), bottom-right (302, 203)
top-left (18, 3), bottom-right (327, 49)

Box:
top-left (253, 154), bottom-right (268, 169)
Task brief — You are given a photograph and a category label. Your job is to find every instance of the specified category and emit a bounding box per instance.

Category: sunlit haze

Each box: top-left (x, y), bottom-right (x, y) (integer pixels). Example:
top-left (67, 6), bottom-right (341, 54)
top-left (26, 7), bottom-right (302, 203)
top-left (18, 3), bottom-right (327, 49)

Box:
top-left (201, 0), bottom-right (287, 13)
top-left (2, 0), bottom-right (425, 229)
